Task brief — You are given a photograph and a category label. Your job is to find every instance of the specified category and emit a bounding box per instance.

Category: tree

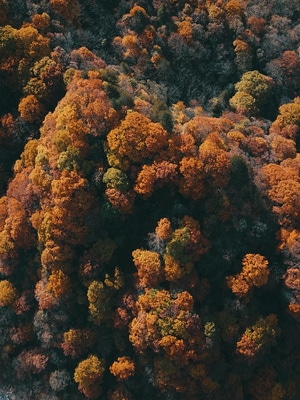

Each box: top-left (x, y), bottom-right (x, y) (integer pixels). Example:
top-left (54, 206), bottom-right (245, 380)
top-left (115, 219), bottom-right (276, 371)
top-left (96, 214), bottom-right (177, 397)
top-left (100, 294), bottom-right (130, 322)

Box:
top-left (18, 94), bottom-right (45, 123)
top-left (106, 111), bottom-right (168, 170)
top-left (227, 253), bottom-right (270, 299)
top-left (41, 240), bottom-right (75, 273)
top-left (229, 91), bottom-right (258, 115)
top-left (127, 6), bottom-right (149, 33)
top-left (45, 269), bottom-right (71, 298)
top-left (267, 179), bottom-right (300, 224)
top-left (110, 356), bottom-right (135, 381)
top-left (0, 196), bottom-right (36, 260)
top-left (74, 355), bottom-right (105, 399)
top-left (134, 164), bottom-right (157, 198)
top-left (236, 315), bottom-right (280, 363)
top-left (165, 216), bottom-right (210, 265)
top-left (49, 369), bottom-right (71, 392)
top-left (0, 280), bottom-right (18, 307)
top-left (105, 188), bottom-right (136, 214)
top-left (199, 133), bottom-right (231, 188)
top-left (178, 18), bottom-right (193, 43)
top-left (50, 0), bottom-right (80, 23)
top-left (270, 134), bottom-right (296, 161)
top-left (16, 348), bottom-right (49, 377)
top-left (129, 288), bottom-right (205, 365)
top-left (230, 70), bottom-right (275, 116)
top-left (103, 167), bottom-right (130, 191)
top-left (34, 279), bottom-right (58, 310)
top-left (271, 99), bottom-right (300, 130)
top-left (87, 268), bottom-right (123, 325)
top-left (155, 218), bottom-right (173, 241)
top-left (61, 328), bottom-right (96, 358)
top-left (247, 16), bottom-right (266, 36)
top-left (31, 13), bottom-right (51, 32)
top-left (284, 267), bottom-right (300, 318)
top-left (278, 51), bottom-right (300, 96)
top-left (233, 38), bottom-right (253, 73)
top-left (248, 365), bottom-right (285, 400)
top-left (178, 156), bottom-right (206, 200)
top-left (132, 249), bottom-right (164, 288)
top-left (134, 161), bottom-right (177, 198)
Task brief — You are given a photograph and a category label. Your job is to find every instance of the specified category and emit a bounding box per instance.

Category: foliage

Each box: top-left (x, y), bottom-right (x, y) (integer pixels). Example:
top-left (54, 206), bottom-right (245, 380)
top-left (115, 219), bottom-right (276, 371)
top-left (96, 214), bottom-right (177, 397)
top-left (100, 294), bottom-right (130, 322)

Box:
top-left (236, 314), bottom-right (280, 362)
top-left (110, 356), bottom-right (135, 381)
top-left (230, 70), bottom-right (275, 116)
top-left (0, 280), bottom-right (18, 307)
top-left (106, 111), bottom-right (168, 170)
top-left (74, 355), bottom-right (105, 399)
top-left (0, 1), bottom-right (300, 398)
top-left (227, 253), bottom-right (270, 299)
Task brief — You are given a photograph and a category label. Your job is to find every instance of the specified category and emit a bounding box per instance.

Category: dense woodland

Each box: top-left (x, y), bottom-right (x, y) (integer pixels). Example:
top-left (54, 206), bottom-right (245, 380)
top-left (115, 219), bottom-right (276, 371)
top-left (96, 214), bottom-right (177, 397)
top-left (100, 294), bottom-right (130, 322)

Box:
top-left (0, 0), bottom-right (300, 398)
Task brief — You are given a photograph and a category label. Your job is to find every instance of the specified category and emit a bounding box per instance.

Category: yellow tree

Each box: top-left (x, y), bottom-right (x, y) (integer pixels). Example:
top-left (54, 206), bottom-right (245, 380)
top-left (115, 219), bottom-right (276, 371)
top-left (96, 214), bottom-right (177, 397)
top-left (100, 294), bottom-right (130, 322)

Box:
top-left (74, 355), bottom-right (105, 399)
top-left (0, 280), bottom-right (18, 307)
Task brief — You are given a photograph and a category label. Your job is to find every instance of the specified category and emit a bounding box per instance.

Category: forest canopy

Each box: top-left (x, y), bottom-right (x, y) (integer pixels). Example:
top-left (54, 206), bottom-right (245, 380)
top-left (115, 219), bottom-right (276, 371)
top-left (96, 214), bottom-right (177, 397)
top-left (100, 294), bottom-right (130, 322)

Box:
top-left (0, 0), bottom-right (300, 399)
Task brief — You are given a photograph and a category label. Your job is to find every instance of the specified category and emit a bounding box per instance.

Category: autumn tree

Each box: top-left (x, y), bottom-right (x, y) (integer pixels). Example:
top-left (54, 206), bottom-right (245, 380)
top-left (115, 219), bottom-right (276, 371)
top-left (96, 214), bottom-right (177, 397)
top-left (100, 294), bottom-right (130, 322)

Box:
top-left (199, 132), bottom-right (231, 188)
top-left (74, 355), bottom-right (105, 399)
top-left (284, 267), bottom-right (300, 318)
top-left (134, 161), bottom-right (177, 198)
top-left (87, 268), bottom-right (123, 325)
top-left (129, 288), bottom-right (210, 394)
top-left (0, 280), bottom-right (18, 307)
top-left (178, 156), bottom-right (206, 200)
top-left (132, 249), bottom-right (164, 288)
top-left (61, 328), bottom-right (96, 358)
top-left (31, 13), bottom-right (51, 32)
top-left (247, 365), bottom-right (285, 400)
top-left (41, 240), bottom-right (75, 274)
top-left (230, 70), bottom-right (275, 116)
top-left (233, 38), bottom-right (253, 73)
top-left (106, 111), bottom-right (168, 170)
top-left (16, 348), bottom-right (49, 378)
top-left (163, 216), bottom-right (209, 280)
top-left (236, 315), bottom-right (280, 363)
top-left (50, 0), bottom-right (80, 24)
top-left (45, 269), bottom-right (71, 299)
top-left (227, 253), bottom-right (270, 300)
top-left (18, 94), bottom-right (45, 123)
top-left (110, 356), bottom-right (135, 381)
top-left (129, 289), bottom-right (201, 357)
top-left (271, 98), bottom-right (300, 132)
top-left (142, 216), bottom-right (210, 283)
top-left (127, 6), bottom-right (149, 33)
